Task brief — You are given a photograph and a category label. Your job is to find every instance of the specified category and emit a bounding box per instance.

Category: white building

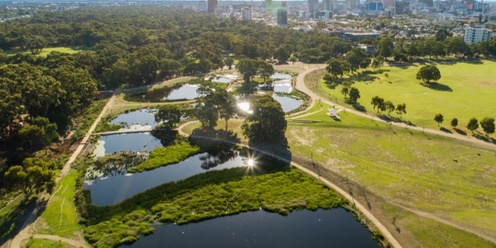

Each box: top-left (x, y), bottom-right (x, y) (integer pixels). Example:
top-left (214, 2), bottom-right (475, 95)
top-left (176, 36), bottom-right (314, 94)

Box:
top-left (464, 27), bottom-right (493, 44)
top-left (241, 7), bottom-right (252, 20)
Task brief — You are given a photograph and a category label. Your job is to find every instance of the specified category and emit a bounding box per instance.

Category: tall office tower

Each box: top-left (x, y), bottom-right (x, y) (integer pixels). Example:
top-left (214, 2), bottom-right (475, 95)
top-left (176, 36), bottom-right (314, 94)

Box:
top-left (265, 0), bottom-right (273, 9)
top-left (308, 0), bottom-right (319, 15)
top-left (277, 9), bottom-right (288, 26)
top-left (241, 7), bottom-right (252, 20)
top-left (464, 27), bottom-right (492, 44)
top-left (207, 0), bottom-right (218, 13)
top-left (323, 0), bottom-right (332, 10)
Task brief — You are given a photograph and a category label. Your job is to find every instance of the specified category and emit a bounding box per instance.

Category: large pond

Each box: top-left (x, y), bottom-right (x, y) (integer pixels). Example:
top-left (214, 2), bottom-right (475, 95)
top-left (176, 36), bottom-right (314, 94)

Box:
top-left (85, 153), bottom-right (248, 206)
top-left (272, 95), bottom-right (302, 113)
top-left (273, 80), bottom-right (292, 93)
top-left (163, 84), bottom-right (199, 100)
top-left (123, 209), bottom-right (379, 248)
top-left (271, 72), bottom-right (292, 80)
top-left (110, 109), bottom-right (158, 128)
top-left (94, 133), bottom-right (162, 156)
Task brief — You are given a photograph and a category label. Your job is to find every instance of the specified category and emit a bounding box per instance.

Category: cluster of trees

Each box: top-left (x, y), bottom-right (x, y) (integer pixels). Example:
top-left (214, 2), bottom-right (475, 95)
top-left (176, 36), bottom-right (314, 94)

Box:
top-left (340, 84), bottom-right (361, 104)
top-left (325, 48), bottom-right (371, 80)
top-left (441, 115), bottom-right (495, 136)
top-left (237, 58), bottom-right (275, 93)
top-left (371, 96), bottom-right (407, 117)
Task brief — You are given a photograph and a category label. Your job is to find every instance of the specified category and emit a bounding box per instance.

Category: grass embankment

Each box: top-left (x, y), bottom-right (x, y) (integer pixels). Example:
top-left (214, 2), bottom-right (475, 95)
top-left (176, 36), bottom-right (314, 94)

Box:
top-left (0, 196), bottom-right (35, 244)
top-left (286, 101), bottom-right (496, 247)
top-left (25, 238), bottom-right (74, 248)
top-left (321, 60), bottom-right (496, 131)
top-left (127, 142), bottom-right (201, 173)
top-left (34, 170), bottom-right (84, 239)
top-left (84, 167), bottom-right (343, 247)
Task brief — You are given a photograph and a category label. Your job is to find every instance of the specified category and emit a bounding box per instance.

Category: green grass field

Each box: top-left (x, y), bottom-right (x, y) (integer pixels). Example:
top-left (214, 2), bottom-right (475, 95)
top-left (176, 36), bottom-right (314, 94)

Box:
top-left (6, 47), bottom-right (85, 57)
top-left (286, 101), bottom-right (496, 246)
top-left (25, 238), bottom-right (74, 248)
top-left (34, 170), bottom-right (83, 239)
top-left (321, 60), bottom-right (496, 132)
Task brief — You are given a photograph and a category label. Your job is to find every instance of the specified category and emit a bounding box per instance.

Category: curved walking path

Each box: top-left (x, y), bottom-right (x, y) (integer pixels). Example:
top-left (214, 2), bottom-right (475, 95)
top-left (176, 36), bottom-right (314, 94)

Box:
top-left (292, 64), bottom-right (496, 151)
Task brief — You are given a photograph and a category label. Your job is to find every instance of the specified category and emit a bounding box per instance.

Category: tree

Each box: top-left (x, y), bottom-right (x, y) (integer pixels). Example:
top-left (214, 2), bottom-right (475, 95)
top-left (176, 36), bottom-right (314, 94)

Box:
top-left (326, 58), bottom-right (349, 78)
top-left (416, 65), bottom-right (441, 83)
top-left (377, 36), bottom-right (394, 58)
top-left (372, 56), bottom-right (384, 70)
top-left (341, 86), bottom-right (349, 99)
top-left (273, 46), bottom-right (290, 64)
top-left (371, 96), bottom-right (386, 114)
top-left (258, 60), bottom-right (274, 83)
top-left (225, 57), bottom-right (234, 69)
top-left (435, 28), bottom-right (452, 42)
top-left (450, 118), bottom-right (458, 128)
top-left (480, 117), bottom-right (495, 136)
top-left (348, 87), bottom-right (361, 104)
top-left (237, 58), bottom-right (260, 87)
top-left (155, 105), bottom-right (182, 129)
top-left (434, 113), bottom-right (444, 126)
top-left (215, 89), bottom-right (236, 131)
top-left (242, 95), bottom-right (287, 143)
top-left (4, 158), bottom-right (55, 199)
top-left (395, 103), bottom-right (407, 118)
top-left (467, 118), bottom-right (479, 133)
top-left (385, 101), bottom-right (395, 115)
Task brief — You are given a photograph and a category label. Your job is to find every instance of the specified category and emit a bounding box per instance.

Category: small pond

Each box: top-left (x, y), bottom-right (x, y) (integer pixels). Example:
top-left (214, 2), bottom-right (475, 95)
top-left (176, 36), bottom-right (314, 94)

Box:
top-left (272, 95), bottom-right (302, 113)
top-left (93, 133), bottom-right (162, 156)
top-left (110, 109), bottom-right (158, 128)
top-left (163, 84), bottom-right (199, 100)
top-left (212, 76), bottom-right (234, 83)
top-left (123, 209), bottom-right (379, 248)
top-left (85, 152), bottom-right (248, 206)
top-left (271, 72), bottom-right (292, 80)
top-left (273, 80), bottom-right (293, 93)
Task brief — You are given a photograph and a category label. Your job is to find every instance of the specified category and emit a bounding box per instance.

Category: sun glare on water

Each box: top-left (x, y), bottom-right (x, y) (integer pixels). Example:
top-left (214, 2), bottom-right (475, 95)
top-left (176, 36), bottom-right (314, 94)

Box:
top-left (247, 159), bottom-right (255, 167)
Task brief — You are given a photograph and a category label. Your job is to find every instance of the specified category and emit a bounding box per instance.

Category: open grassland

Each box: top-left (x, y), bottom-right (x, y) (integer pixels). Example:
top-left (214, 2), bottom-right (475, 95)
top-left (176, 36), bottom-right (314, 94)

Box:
top-left (34, 170), bottom-right (83, 240)
top-left (286, 101), bottom-right (496, 246)
top-left (7, 47), bottom-right (85, 57)
top-left (84, 168), bottom-right (343, 247)
top-left (321, 60), bottom-right (496, 132)
top-left (25, 238), bottom-right (75, 248)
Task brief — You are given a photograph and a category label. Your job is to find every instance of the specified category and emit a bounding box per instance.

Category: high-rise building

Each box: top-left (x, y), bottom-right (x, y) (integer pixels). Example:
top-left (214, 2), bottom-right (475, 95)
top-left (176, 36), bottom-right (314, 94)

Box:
top-left (208, 0), bottom-right (218, 13)
top-left (464, 27), bottom-right (493, 44)
top-left (308, 0), bottom-right (319, 15)
top-left (323, 0), bottom-right (333, 10)
top-left (241, 7), bottom-right (252, 20)
top-left (277, 9), bottom-right (288, 26)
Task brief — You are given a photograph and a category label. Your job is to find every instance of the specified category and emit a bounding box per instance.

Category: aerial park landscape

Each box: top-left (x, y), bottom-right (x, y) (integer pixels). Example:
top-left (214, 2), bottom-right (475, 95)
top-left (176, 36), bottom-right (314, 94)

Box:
top-left (0, 6), bottom-right (495, 248)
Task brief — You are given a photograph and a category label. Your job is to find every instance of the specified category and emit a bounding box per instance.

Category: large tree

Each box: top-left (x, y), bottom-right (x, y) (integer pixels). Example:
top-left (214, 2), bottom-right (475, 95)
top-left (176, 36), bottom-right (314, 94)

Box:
top-left (242, 95), bottom-right (287, 143)
top-left (480, 117), bottom-right (495, 136)
top-left (434, 113), bottom-right (444, 126)
top-left (467, 118), bottom-right (479, 133)
top-left (416, 65), bottom-right (441, 83)
top-left (155, 105), bottom-right (182, 130)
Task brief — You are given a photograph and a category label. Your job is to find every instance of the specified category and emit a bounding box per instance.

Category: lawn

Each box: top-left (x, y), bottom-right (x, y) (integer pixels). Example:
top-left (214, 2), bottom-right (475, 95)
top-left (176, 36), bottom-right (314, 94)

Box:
top-left (34, 170), bottom-right (84, 240)
top-left (321, 60), bottom-right (496, 132)
top-left (286, 101), bottom-right (496, 245)
top-left (6, 47), bottom-right (86, 57)
top-left (25, 238), bottom-right (74, 248)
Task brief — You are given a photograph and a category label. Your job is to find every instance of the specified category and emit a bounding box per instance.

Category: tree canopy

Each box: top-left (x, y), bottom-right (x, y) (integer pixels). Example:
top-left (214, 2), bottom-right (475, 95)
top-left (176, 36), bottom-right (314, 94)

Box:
top-left (242, 95), bottom-right (287, 143)
top-left (416, 65), bottom-right (441, 83)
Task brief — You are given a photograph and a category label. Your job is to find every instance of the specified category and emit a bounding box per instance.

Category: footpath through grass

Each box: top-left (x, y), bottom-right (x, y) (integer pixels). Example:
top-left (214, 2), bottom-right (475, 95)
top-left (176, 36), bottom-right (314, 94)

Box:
top-left (321, 60), bottom-right (496, 132)
top-left (286, 101), bottom-right (496, 246)
top-left (34, 169), bottom-right (83, 239)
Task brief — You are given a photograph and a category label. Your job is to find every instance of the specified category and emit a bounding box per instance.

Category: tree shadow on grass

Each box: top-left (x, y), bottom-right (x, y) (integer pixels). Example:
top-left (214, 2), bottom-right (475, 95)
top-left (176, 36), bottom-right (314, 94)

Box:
top-left (378, 115), bottom-right (416, 127)
top-left (473, 133), bottom-right (496, 145)
top-left (352, 103), bottom-right (366, 112)
top-left (454, 128), bottom-right (467, 136)
top-left (0, 198), bottom-right (44, 246)
top-left (420, 82), bottom-right (453, 92)
top-left (440, 127), bottom-right (452, 134)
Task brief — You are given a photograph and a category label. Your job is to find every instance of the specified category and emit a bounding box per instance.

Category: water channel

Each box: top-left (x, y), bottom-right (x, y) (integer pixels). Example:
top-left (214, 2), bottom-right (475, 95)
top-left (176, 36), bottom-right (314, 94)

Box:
top-left (123, 209), bottom-right (379, 248)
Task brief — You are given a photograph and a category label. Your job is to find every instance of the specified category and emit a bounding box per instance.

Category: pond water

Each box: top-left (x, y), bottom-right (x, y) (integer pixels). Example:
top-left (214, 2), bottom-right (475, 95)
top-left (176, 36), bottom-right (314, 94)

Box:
top-left (271, 72), bottom-right (292, 80)
top-left (94, 133), bottom-right (162, 156)
top-left (85, 153), bottom-right (247, 206)
top-left (272, 95), bottom-right (302, 113)
top-left (273, 80), bottom-right (292, 93)
top-left (163, 84), bottom-right (199, 100)
top-left (123, 209), bottom-right (379, 248)
top-left (212, 76), bottom-right (233, 83)
top-left (110, 109), bottom-right (158, 128)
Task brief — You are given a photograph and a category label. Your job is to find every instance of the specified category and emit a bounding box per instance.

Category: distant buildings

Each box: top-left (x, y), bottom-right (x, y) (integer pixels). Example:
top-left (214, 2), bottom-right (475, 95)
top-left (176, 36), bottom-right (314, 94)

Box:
top-left (277, 9), bottom-right (288, 26)
top-left (464, 27), bottom-right (493, 44)
top-left (307, 0), bottom-right (319, 16)
top-left (207, 0), bottom-right (218, 13)
top-left (241, 7), bottom-right (252, 20)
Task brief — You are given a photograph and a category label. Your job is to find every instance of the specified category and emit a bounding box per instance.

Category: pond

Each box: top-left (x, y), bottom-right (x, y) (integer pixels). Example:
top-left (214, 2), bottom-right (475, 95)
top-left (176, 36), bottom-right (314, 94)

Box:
top-left (212, 76), bottom-right (234, 83)
top-left (273, 80), bottom-right (293, 93)
top-left (272, 95), bottom-right (302, 113)
top-left (93, 133), bottom-right (162, 157)
top-left (271, 72), bottom-right (292, 80)
top-left (85, 152), bottom-right (248, 206)
top-left (163, 84), bottom-right (199, 100)
top-left (110, 109), bottom-right (158, 128)
top-left (122, 209), bottom-right (379, 248)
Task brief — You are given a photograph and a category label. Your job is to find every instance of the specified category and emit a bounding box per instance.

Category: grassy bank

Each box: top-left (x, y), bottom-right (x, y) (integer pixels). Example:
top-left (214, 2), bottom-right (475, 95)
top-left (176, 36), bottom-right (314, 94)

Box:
top-left (84, 167), bottom-right (343, 247)
top-left (321, 60), bottom-right (496, 131)
top-left (286, 101), bottom-right (496, 246)
top-left (25, 238), bottom-right (74, 248)
top-left (128, 142), bottom-right (201, 173)
top-left (34, 170), bottom-right (83, 239)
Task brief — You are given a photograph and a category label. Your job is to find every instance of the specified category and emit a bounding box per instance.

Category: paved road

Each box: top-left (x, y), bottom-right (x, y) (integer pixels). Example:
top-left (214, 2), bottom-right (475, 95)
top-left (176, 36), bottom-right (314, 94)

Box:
top-left (291, 64), bottom-right (496, 151)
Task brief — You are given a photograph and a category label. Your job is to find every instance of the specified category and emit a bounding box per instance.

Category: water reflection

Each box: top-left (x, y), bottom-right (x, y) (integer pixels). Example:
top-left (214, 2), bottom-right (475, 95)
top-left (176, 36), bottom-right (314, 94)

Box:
top-left (95, 133), bottom-right (162, 155)
top-left (110, 109), bottom-right (158, 128)
top-left (85, 152), bottom-right (246, 206)
top-left (163, 84), bottom-right (200, 100)
top-left (123, 209), bottom-right (379, 248)
top-left (272, 95), bottom-right (302, 113)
